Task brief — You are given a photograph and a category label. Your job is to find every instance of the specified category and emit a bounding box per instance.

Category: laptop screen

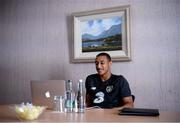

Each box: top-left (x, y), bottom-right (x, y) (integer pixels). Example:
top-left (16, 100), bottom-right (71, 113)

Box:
top-left (30, 80), bottom-right (66, 109)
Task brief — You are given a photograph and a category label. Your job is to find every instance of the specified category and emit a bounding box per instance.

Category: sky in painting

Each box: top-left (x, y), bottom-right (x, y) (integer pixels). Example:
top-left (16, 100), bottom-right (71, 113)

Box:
top-left (81, 17), bottom-right (121, 36)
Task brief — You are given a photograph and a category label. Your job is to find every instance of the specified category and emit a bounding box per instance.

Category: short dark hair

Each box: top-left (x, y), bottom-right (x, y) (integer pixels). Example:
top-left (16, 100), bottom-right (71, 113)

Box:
top-left (96, 52), bottom-right (112, 61)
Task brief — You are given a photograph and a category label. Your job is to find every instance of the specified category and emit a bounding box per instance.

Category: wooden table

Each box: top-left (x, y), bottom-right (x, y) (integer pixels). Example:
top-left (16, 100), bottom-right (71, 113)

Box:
top-left (0, 105), bottom-right (180, 122)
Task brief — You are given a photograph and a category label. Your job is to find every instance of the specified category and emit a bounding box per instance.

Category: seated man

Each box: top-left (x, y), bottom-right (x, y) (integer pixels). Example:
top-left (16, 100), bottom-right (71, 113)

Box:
top-left (85, 52), bottom-right (134, 108)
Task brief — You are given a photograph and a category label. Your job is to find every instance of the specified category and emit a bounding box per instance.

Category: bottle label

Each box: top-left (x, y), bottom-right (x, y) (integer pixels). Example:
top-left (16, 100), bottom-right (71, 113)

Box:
top-left (66, 100), bottom-right (73, 108)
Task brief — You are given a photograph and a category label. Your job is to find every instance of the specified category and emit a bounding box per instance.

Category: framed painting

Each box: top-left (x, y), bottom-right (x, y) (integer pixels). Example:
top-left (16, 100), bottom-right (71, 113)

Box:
top-left (72, 5), bottom-right (131, 63)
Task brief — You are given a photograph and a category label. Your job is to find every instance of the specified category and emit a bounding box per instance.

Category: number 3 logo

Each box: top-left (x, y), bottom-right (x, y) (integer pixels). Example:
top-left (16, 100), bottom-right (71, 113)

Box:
top-left (93, 92), bottom-right (104, 104)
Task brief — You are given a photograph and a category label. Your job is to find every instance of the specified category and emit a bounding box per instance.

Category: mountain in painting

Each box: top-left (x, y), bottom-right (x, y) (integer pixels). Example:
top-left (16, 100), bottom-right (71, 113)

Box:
top-left (82, 24), bottom-right (121, 41)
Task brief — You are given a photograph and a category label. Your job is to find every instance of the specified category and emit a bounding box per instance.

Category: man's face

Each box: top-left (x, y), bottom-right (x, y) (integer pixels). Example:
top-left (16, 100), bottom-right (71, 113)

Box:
top-left (95, 56), bottom-right (112, 76)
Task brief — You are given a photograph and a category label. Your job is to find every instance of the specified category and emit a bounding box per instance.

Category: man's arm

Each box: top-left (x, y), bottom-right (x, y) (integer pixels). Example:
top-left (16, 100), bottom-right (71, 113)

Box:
top-left (118, 96), bottom-right (134, 110)
top-left (86, 93), bottom-right (92, 107)
top-left (123, 96), bottom-right (134, 107)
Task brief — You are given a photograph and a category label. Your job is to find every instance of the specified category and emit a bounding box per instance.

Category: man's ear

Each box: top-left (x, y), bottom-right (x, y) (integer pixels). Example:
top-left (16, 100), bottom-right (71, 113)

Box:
top-left (109, 61), bottom-right (112, 66)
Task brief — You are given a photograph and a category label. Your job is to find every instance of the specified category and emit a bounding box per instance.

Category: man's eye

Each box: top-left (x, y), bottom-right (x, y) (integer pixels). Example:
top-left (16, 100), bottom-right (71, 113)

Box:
top-left (100, 62), bottom-right (104, 65)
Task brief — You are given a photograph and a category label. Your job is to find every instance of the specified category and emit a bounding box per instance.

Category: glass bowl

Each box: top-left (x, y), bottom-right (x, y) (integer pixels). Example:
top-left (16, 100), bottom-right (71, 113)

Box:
top-left (14, 103), bottom-right (46, 121)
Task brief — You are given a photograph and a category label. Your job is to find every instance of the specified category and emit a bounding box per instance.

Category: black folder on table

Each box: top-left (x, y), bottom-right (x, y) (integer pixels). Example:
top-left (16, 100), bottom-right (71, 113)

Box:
top-left (119, 108), bottom-right (160, 116)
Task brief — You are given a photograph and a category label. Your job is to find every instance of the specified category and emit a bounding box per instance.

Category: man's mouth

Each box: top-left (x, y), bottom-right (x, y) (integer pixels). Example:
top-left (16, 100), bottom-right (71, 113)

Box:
top-left (97, 69), bottom-right (103, 72)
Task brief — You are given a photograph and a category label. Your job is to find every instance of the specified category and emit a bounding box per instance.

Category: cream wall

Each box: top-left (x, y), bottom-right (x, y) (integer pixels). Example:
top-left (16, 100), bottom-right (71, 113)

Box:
top-left (0, 0), bottom-right (180, 112)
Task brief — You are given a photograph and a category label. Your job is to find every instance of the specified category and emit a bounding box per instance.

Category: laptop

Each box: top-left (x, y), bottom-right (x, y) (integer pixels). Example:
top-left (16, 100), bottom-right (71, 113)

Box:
top-left (119, 108), bottom-right (160, 116)
top-left (30, 80), bottom-right (66, 109)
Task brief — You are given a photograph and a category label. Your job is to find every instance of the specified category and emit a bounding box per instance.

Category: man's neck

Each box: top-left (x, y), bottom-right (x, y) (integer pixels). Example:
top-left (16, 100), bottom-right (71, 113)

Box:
top-left (100, 72), bottom-right (112, 82)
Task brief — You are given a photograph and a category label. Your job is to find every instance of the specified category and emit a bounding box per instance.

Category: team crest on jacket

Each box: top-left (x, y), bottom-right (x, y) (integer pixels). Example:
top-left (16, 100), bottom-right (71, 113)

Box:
top-left (106, 85), bottom-right (113, 93)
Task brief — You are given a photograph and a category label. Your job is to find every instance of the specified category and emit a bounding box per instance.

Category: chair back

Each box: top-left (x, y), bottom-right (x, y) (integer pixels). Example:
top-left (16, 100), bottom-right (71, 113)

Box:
top-left (132, 95), bottom-right (135, 102)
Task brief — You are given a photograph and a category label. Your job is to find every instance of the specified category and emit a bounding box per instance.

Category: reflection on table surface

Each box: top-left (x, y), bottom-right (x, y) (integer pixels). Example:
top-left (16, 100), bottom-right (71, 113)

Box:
top-left (0, 105), bottom-right (180, 122)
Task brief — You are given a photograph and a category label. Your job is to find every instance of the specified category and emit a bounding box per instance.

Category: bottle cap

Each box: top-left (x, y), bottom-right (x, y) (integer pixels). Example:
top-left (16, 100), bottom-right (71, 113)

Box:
top-left (67, 80), bottom-right (72, 83)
